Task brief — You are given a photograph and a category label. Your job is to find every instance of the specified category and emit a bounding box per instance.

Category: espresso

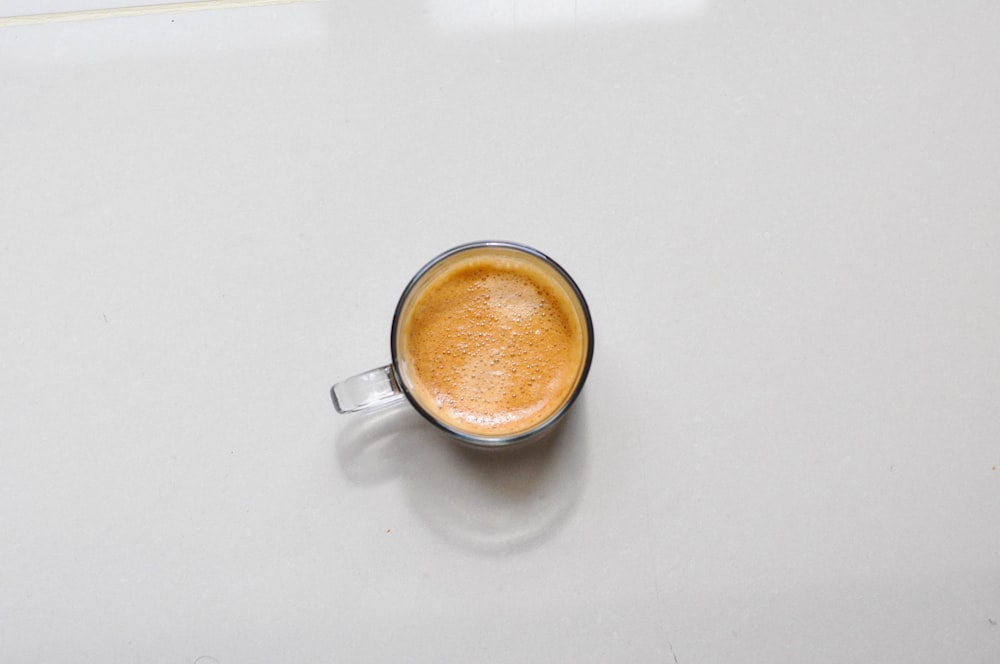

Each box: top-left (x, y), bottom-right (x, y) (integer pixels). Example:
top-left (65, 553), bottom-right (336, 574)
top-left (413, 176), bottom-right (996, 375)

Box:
top-left (397, 250), bottom-right (587, 437)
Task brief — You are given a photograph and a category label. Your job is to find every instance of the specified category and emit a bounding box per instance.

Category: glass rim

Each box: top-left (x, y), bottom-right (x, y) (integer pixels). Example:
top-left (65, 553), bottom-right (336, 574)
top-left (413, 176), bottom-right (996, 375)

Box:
top-left (389, 240), bottom-right (594, 447)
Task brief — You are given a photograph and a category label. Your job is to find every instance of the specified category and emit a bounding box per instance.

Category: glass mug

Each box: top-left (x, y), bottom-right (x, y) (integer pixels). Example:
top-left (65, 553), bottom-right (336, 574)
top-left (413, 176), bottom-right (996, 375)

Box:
top-left (331, 241), bottom-right (594, 447)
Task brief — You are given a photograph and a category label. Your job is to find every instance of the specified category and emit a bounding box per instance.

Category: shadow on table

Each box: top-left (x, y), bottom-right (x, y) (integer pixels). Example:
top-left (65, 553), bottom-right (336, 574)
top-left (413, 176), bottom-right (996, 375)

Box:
top-left (334, 396), bottom-right (589, 555)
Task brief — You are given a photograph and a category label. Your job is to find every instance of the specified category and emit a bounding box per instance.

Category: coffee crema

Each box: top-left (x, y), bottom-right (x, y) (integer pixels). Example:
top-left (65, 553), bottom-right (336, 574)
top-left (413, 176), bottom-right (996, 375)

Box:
top-left (397, 250), bottom-right (588, 437)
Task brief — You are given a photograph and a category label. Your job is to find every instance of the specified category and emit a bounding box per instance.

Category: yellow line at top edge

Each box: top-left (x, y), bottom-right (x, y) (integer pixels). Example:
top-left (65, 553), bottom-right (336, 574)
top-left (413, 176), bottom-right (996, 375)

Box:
top-left (0, 0), bottom-right (314, 27)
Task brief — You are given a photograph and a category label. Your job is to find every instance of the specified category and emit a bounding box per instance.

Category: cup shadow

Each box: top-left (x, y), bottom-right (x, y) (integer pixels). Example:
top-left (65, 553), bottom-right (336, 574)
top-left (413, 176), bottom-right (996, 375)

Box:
top-left (334, 397), bottom-right (589, 555)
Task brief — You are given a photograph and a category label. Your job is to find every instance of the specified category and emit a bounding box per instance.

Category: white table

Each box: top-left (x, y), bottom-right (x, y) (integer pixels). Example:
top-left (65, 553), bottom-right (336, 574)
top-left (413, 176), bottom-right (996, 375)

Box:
top-left (2, 1), bottom-right (998, 661)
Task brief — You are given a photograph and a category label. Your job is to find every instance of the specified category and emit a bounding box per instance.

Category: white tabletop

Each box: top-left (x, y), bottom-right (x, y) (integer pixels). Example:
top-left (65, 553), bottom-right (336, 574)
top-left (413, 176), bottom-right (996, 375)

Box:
top-left (2, 1), bottom-right (998, 662)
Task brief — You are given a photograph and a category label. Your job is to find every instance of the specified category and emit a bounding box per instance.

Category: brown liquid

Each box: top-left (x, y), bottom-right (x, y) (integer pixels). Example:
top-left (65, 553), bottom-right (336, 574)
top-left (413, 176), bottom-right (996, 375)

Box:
top-left (398, 251), bottom-right (587, 437)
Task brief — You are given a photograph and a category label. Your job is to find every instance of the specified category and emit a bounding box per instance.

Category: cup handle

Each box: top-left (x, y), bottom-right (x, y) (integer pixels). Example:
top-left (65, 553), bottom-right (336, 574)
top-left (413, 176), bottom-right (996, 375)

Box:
top-left (331, 365), bottom-right (406, 413)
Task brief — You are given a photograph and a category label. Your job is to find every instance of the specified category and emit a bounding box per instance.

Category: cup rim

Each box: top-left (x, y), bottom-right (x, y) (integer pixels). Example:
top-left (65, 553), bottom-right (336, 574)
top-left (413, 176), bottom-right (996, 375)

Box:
top-left (389, 240), bottom-right (594, 447)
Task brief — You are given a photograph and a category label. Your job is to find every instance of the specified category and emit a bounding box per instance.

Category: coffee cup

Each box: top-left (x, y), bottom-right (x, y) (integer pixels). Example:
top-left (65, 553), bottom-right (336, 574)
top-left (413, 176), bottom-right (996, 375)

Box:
top-left (331, 241), bottom-right (594, 447)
